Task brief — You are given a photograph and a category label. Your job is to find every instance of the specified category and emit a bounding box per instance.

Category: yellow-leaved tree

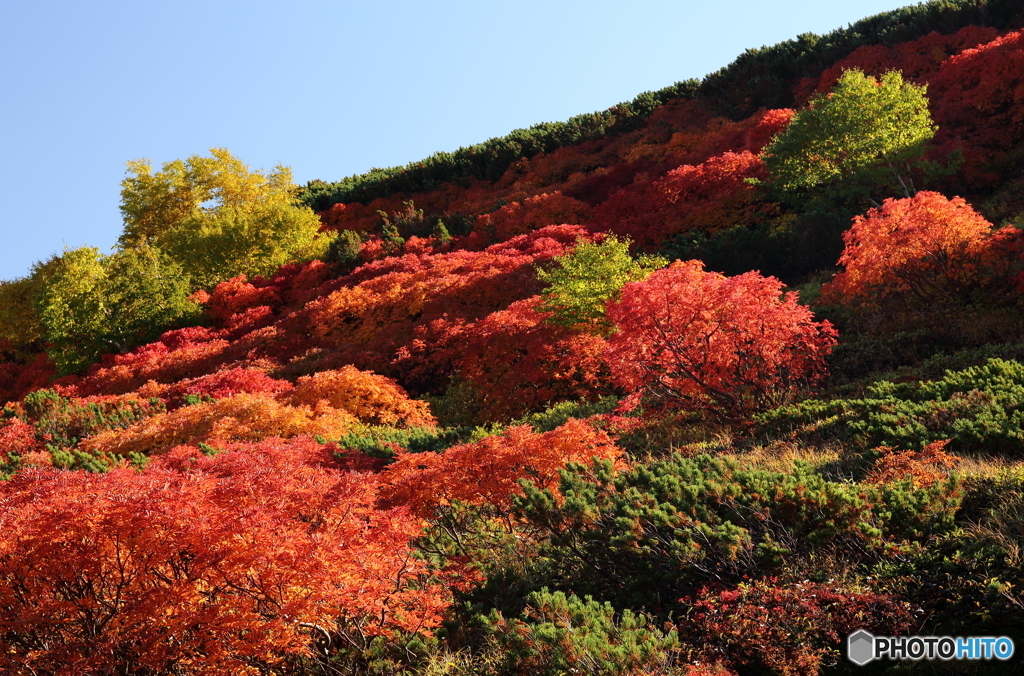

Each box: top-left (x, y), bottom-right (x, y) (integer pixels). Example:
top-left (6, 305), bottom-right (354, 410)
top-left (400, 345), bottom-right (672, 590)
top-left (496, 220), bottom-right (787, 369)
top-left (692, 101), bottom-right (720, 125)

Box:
top-left (119, 148), bottom-right (333, 288)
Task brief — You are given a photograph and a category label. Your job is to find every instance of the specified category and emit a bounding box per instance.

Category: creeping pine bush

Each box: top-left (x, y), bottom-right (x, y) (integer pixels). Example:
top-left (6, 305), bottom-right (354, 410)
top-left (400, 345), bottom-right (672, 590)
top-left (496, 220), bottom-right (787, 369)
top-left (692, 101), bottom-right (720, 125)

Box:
top-left (333, 425), bottom-right (473, 461)
top-left (4, 388), bottom-right (166, 450)
top-left (511, 454), bottom-right (959, 614)
top-left (482, 589), bottom-right (681, 676)
top-left (758, 358), bottom-right (1024, 454)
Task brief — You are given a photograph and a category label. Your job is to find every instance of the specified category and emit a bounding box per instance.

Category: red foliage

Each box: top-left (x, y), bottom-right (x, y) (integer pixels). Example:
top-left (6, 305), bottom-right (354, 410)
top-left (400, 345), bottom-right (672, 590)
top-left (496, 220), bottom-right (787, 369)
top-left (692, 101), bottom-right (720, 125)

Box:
top-left (149, 367), bottom-right (294, 407)
top-left (0, 437), bottom-right (452, 674)
top-left (71, 331), bottom-right (233, 396)
top-left (380, 418), bottom-right (625, 516)
top-left (206, 275), bottom-right (282, 326)
top-left (466, 192), bottom-right (592, 246)
top-left (458, 296), bottom-right (612, 421)
top-left (0, 418), bottom-right (44, 466)
top-left (929, 29), bottom-right (1024, 183)
top-left (0, 353), bottom-right (57, 406)
top-left (794, 26), bottom-right (1000, 103)
top-left (303, 225), bottom-right (591, 392)
top-left (593, 151), bottom-right (773, 249)
top-left (606, 260), bottom-right (837, 419)
top-left (688, 580), bottom-right (911, 676)
top-left (821, 192), bottom-right (994, 305)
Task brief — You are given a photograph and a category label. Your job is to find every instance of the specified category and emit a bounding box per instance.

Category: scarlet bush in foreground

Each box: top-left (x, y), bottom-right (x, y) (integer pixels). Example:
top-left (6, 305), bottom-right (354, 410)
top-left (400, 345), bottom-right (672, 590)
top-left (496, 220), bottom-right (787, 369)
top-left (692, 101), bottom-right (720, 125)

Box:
top-left (0, 438), bottom-right (451, 675)
top-left (606, 260), bottom-right (837, 419)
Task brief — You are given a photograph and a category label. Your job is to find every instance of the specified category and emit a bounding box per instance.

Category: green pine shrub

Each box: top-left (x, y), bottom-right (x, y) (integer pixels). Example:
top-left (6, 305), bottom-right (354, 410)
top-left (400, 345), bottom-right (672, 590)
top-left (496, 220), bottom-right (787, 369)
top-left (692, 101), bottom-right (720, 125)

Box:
top-left (759, 358), bottom-right (1024, 455)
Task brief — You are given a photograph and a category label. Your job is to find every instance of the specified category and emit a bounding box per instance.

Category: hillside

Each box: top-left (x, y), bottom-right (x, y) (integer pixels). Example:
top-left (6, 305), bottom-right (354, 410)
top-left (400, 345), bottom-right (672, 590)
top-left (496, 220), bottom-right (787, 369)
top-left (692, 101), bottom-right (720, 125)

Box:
top-left (2, 0), bottom-right (1024, 674)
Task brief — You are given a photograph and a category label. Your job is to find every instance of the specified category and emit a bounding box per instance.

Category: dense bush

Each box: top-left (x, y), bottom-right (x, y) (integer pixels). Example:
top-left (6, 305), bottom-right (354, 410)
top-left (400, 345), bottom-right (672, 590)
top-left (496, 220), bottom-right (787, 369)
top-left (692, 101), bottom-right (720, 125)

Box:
top-left (759, 358), bottom-right (1024, 454)
top-left (509, 454), bottom-right (959, 615)
top-left (685, 579), bottom-right (911, 676)
top-left (481, 589), bottom-right (681, 676)
top-left (605, 261), bottom-right (837, 420)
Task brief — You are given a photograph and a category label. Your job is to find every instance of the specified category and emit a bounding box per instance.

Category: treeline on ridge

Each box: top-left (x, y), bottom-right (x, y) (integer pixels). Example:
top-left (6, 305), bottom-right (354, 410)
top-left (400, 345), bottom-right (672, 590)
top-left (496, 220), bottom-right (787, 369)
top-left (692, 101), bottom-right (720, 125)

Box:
top-left (298, 0), bottom-right (1022, 213)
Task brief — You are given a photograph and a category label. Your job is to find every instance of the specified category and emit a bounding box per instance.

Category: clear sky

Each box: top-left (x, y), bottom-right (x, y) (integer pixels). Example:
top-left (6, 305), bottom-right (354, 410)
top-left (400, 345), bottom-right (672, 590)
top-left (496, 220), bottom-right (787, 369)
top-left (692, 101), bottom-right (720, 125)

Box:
top-left (1, 0), bottom-right (917, 281)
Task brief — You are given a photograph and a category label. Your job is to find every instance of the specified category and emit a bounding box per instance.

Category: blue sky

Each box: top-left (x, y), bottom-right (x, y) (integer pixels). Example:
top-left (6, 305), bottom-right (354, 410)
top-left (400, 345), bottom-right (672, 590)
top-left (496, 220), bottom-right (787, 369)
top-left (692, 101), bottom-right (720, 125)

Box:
top-left (1, 0), bottom-right (916, 281)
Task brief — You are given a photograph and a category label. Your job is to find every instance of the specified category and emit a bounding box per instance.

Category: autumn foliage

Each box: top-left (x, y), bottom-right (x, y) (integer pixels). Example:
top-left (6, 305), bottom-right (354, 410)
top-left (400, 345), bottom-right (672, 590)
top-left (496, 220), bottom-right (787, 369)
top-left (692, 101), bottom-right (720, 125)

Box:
top-left (458, 297), bottom-right (611, 421)
top-left (593, 150), bottom-right (774, 249)
top-left (606, 260), bottom-right (837, 419)
top-left (822, 191), bottom-right (994, 304)
top-left (80, 392), bottom-right (357, 457)
top-left (5, 9), bottom-right (1024, 674)
top-left (866, 439), bottom-right (959, 488)
top-left (0, 437), bottom-right (450, 675)
top-left (288, 366), bottom-right (435, 427)
top-left (688, 580), bottom-right (911, 676)
top-left (380, 418), bottom-right (624, 516)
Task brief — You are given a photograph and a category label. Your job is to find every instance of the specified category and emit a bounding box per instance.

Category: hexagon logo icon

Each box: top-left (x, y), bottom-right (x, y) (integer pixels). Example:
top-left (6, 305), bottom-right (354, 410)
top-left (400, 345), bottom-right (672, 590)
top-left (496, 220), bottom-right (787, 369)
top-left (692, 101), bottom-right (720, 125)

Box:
top-left (848, 630), bottom-right (875, 665)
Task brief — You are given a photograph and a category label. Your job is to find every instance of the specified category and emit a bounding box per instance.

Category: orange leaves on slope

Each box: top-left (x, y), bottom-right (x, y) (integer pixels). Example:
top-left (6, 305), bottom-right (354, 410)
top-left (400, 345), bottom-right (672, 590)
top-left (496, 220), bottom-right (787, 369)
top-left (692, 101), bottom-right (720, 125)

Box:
top-left (289, 366), bottom-right (436, 428)
top-left (81, 392), bottom-right (357, 456)
top-left (822, 191), bottom-right (993, 305)
top-left (83, 365), bottom-right (431, 456)
top-left (380, 418), bottom-right (625, 517)
top-left (606, 260), bottom-right (837, 419)
top-left (303, 225), bottom-right (589, 391)
top-left (866, 439), bottom-right (959, 488)
top-left (0, 437), bottom-right (451, 674)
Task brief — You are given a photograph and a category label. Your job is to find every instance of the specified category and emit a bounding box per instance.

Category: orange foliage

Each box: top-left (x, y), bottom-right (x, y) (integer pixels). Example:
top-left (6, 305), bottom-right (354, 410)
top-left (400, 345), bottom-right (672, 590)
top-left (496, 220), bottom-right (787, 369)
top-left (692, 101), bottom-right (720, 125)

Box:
top-left (822, 192), bottom-right (993, 305)
top-left (866, 439), bottom-right (959, 488)
top-left (81, 392), bottom-right (357, 456)
top-left (289, 366), bottom-right (436, 427)
top-left (380, 418), bottom-right (625, 516)
top-left (0, 437), bottom-right (451, 674)
top-left (606, 260), bottom-right (837, 419)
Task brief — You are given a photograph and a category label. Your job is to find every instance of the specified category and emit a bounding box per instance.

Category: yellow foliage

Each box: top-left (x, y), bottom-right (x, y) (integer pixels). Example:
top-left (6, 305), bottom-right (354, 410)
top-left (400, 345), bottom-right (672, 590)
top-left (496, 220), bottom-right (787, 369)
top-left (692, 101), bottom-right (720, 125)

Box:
top-left (118, 148), bottom-right (333, 289)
